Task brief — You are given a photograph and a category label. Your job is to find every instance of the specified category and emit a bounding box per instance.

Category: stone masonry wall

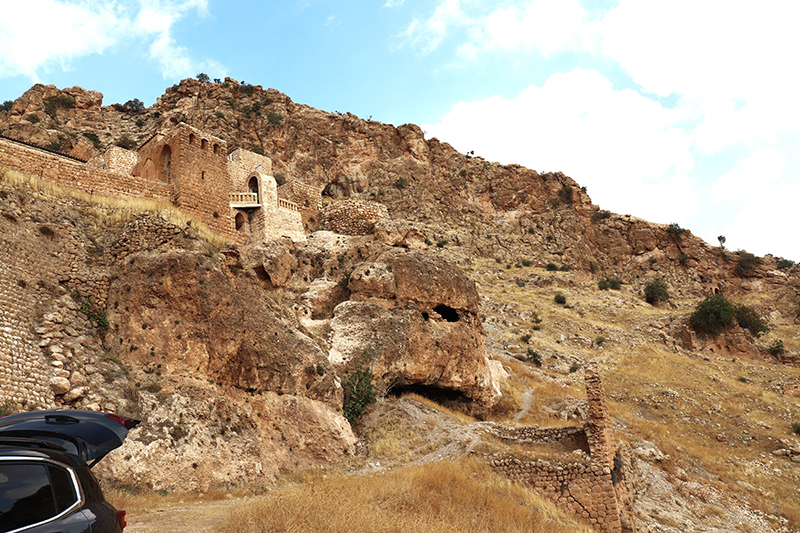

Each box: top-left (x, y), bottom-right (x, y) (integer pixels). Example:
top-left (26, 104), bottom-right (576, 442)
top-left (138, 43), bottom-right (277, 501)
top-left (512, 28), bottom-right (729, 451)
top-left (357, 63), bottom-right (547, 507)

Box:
top-left (0, 137), bottom-right (172, 204)
top-left (487, 365), bottom-right (627, 533)
top-left (323, 199), bottom-right (388, 236)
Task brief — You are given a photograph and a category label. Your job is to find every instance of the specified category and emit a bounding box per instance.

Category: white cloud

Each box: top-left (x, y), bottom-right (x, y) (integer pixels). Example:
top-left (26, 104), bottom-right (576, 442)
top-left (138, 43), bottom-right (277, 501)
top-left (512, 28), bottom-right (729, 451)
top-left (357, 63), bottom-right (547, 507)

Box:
top-left (424, 69), bottom-right (698, 222)
top-left (0, 0), bottom-right (124, 79)
top-left (398, 0), bottom-right (470, 54)
top-left (0, 0), bottom-right (215, 81)
top-left (384, 0), bottom-right (405, 7)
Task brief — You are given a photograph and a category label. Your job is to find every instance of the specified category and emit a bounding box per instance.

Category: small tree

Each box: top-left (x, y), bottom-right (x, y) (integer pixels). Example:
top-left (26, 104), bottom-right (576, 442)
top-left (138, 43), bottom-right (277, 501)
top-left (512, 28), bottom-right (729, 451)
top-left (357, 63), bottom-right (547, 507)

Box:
top-left (644, 279), bottom-right (669, 304)
top-left (735, 251), bottom-right (759, 277)
top-left (690, 294), bottom-right (737, 336)
top-left (718, 235), bottom-right (726, 250)
top-left (196, 72), bottom-right (210, 82)
top-left (123, 98), bottom-right (144, 113)
top-left (342, 365), bottom-right (377, 424)
top-left (735, 304), bottom-right (769, 337)
top-left (667, 223), bottom-right (683, 240)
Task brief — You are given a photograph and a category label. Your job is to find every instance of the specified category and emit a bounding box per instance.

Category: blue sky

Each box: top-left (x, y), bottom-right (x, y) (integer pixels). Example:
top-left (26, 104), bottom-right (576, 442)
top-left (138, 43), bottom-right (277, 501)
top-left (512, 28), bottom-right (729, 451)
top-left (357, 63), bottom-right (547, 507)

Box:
top-left (1, 0), bottom-right (799, 261)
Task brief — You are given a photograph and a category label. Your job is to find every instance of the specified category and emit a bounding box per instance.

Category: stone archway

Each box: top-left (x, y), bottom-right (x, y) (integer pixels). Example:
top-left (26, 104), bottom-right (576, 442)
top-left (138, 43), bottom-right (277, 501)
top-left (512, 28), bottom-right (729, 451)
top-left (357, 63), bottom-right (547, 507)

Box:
top-left (235, 212), bottom-right (246, 232)
top-left (248, 176), bottom-right (259, 203)
top-left (160, 145), bottom-right (172, 182)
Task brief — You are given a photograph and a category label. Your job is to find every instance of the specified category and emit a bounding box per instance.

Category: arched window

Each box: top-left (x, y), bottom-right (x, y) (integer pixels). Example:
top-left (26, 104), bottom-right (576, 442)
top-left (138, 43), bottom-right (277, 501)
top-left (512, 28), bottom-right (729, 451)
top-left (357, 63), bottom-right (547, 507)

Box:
top-left (213, 144), bottom-right (220, 155)
top-left (201, 139), bottom-right (209, 150)
top-left (235, 212), bottom-right (246, 231)
top-left (248, 176), bottom-right (259, 202)
top-left (189, 133), bottom-right (196, 146)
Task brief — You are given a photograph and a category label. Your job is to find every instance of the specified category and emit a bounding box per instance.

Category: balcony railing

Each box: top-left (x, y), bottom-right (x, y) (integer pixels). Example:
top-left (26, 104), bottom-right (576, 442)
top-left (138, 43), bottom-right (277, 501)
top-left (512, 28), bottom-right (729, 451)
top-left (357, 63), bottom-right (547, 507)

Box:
top-left (278, 198), bottom-right (299, 212)
top-left (230, 192), bottom-right (259, 206)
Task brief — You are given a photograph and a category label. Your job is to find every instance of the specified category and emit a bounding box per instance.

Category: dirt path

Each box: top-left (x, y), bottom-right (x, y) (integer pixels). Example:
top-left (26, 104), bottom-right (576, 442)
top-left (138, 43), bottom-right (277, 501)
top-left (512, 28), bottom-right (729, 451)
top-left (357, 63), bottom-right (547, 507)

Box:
top-left (125, 498), bottom-right (249, 533)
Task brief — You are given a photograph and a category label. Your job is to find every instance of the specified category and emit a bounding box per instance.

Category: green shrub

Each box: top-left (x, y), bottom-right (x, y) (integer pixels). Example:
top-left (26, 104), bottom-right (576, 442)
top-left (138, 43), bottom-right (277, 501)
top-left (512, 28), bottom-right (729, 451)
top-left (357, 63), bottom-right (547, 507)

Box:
top-left (82, 132), bottom-right (101, 148)
top-left (777, 258), bottom-right (795, 270)
top-left (527, 348), bottom-right (542, 367)
top-left (735, 305), bottom-right (769, 337)
top-left (115, 135), bottom-right (137, 150)
top-left (214, 111), bottom-right (225, 119)
top-left (644, 279), bottom-right (669, 305)
top-left (689, 294), bottom-right (737, 336)
top-left (595, 336), bottom-right (606, 346)
top-left (591, 210), bottom-right (611, 223)
top-left (558, 184), bottom-right (573, 204)
top-left (678, 253), bottom-right (689, 266)
top-left (608, 278), bottom-right (622, 290)
top-left (436, 239), bottom-right (448, 248)
top-left (494, 257), bottom-right (502, 264)
top-left (768, 339), bottom-right (785, 356)
top-left (648, 256), bottom-right (657, 265)
top-left (267, 111), bottom-right (282, 125)
top-left (598, 279), bottom-right (610, 290)
top-left (342, 365), bottom-right (376, 424)
top-left (521, 259), bottom-right (532, 267)
top-left (667, 222), bottom-right (683, 240)
top-left (26, 113), bottom-right (40, 123)
top-left (559, 265), bottom-right (570, 272)
top-left (239, 83), bottom-right (255, 96)
top-left (554, 293), bottom-right (566, 305)
top-left (1, 100), bottom-right (12, 112)
top-left (394, 177), bottom-right (408, 189)
top-left (135, 119), bottom-right (144, 127)
top-left (545, 263), bottom-right (558, 271)
top-left (735, 251), bottom-right (759, 277)
top-left (791, 422), bottom-right (800, 436)
top-left (122, 98), bottom-right (144, 112)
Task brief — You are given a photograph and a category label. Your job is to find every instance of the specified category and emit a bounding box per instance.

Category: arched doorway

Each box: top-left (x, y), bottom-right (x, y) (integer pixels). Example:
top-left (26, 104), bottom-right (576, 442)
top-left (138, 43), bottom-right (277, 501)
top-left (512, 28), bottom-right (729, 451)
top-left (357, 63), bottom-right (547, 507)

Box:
top-left (160, 145), bottom-right (172, 181)
top-left (248, 176), bottom-right (259, 203)
top-left (235, 212), bottom-right (246, 231)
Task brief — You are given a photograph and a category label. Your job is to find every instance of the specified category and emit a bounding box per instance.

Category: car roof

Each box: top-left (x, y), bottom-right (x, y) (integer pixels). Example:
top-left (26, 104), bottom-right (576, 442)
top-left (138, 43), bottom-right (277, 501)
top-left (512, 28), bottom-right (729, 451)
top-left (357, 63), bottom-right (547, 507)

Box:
top-left (0, 410), bottom-right (140, 467)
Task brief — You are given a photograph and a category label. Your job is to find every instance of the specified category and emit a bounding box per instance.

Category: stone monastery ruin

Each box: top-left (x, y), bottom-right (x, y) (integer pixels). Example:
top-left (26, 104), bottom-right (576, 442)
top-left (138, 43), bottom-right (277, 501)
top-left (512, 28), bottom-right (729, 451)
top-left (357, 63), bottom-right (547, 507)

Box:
top-left (0, 122), bottom-right (321, 244)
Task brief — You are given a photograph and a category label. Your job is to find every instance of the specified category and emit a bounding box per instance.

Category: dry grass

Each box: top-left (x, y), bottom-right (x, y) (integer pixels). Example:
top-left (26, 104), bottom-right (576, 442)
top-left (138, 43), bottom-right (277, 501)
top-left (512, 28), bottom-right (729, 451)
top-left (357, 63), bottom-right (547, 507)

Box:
top-left (215, 458), bottom-right (594, 533)
top-left (461, 256), bottom-right (800, 527)
top-left (0, 166), bottom-right (230, 247)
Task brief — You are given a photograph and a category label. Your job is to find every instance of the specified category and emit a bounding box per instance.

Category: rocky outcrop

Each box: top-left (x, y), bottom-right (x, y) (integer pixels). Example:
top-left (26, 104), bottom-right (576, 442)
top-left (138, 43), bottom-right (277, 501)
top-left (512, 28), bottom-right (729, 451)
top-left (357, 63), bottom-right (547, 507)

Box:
top-left (330, 248), bottom-right (501, 409)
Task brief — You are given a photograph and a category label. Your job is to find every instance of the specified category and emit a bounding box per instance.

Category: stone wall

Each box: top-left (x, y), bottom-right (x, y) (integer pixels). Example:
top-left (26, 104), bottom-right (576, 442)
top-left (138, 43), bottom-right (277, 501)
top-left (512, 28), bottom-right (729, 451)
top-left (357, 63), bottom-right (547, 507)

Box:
top-left (0, 136), bottom-right (172, 203)
top-left (277, 179), bottom-right (322, 231)
top-left (323, 199), bottom-right (389, 235)
top-left (486, 364), bottom-right (630, 533)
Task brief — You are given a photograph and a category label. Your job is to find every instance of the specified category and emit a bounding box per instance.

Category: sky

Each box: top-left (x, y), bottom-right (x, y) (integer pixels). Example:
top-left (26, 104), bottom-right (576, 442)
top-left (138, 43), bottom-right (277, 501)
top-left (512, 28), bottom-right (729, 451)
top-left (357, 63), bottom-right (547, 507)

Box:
top-left (1, 0), bottom-right (798, 261)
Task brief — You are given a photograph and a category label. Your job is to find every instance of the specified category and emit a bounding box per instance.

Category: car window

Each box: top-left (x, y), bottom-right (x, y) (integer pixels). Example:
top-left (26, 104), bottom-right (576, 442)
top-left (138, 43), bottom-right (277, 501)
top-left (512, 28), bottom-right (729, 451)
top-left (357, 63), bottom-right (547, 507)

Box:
top-left (0, 461), bottom-right (79, 531)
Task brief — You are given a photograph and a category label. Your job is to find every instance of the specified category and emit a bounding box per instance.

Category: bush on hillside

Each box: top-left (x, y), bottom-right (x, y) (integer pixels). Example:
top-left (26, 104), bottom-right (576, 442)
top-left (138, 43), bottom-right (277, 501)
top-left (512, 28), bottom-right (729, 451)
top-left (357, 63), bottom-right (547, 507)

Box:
top-left (689, 294), bottom-right (737, 336)
top-left (342, 364), bottom-right (377, 424)
top-left (644, 279), bottom-right (669, 304)
top-left (735, 304), bottom-right (769, 338)
top-left (735, 251), bottom-right (759, 277)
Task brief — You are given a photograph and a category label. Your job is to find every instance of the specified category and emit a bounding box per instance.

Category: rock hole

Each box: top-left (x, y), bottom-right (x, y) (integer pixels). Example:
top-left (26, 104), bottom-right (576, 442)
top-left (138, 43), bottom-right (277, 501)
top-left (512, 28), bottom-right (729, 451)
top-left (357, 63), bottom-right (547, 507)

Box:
top-left (433, 304), bottom-right (459, 322)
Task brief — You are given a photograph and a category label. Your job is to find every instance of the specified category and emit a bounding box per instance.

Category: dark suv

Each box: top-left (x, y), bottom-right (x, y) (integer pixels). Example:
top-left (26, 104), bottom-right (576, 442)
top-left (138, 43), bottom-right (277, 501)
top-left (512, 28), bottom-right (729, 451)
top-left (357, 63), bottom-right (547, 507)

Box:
top-left (0, 410), bottom-right (139, 533)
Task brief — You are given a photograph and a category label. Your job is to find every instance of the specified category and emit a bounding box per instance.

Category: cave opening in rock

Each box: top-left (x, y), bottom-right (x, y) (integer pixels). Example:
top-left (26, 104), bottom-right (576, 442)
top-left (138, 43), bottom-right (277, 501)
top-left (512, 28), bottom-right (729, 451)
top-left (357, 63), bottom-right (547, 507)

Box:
top-left (389, 383), bottom-right (473, 412)
top-left (433, 304), bottom-right (460, 322)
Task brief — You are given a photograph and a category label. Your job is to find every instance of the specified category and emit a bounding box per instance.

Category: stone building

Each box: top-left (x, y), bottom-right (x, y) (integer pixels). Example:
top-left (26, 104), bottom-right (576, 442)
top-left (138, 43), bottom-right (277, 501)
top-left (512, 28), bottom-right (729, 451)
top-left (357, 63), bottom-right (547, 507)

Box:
top-left (0, 123), bottom-right (320, 244)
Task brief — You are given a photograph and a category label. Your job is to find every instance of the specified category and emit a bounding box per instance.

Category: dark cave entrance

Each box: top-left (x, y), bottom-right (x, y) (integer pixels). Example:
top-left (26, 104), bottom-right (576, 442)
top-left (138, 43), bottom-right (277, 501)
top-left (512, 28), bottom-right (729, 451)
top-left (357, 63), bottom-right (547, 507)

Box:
top-left (389, 383), bottom-right (475, 414)
top-left (422, 304), bottom-right (460, 323)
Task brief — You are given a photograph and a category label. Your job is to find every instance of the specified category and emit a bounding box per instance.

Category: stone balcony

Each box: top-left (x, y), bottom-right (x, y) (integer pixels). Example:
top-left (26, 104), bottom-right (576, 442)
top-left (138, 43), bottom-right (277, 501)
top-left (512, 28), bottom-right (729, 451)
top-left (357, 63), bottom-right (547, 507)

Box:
top-left (230, 192), bottom-right (260, 208)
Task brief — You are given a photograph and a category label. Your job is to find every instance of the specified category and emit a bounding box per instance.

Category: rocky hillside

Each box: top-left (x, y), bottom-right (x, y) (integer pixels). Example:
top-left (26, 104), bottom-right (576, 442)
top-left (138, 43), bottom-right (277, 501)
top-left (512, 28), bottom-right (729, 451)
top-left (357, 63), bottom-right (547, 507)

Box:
top-left (2, 78), bottom-right (800, 532)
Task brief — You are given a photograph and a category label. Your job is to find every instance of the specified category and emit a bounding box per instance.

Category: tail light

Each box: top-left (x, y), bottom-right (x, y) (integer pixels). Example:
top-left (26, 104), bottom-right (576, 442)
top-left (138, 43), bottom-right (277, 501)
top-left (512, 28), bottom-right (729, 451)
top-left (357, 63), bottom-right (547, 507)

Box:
top-left (116, 509), bottom-right (127, 531)
top-left (105, 413), bottom-right (141, 429)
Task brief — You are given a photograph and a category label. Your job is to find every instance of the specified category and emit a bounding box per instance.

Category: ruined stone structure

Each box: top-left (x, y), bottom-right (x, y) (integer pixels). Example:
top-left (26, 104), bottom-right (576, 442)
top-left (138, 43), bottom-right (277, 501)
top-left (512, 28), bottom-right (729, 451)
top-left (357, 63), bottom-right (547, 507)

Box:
top-left (0, 123), bottom-right (320, 244)
top-left (323, 199), bottom-right (389, 236)
top-left (487, 364), bottom-right (633, 533)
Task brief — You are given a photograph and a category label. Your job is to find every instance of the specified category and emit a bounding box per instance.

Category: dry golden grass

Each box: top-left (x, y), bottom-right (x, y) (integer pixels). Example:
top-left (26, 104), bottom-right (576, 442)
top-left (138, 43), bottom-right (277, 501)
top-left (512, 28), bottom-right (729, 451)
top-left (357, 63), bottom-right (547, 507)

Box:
top-left (461, 256), bottom-right (800, 527)
top-left (0, 166), bottom-right (230, 247)
top-left (215, 458), bottom-right (594, 533)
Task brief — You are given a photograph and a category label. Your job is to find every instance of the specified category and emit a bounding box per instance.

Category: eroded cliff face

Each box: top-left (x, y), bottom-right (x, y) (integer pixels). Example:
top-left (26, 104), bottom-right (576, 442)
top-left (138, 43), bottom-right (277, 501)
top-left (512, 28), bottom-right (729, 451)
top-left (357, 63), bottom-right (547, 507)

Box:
top-left (3, 78), bottom-right (797, 306)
